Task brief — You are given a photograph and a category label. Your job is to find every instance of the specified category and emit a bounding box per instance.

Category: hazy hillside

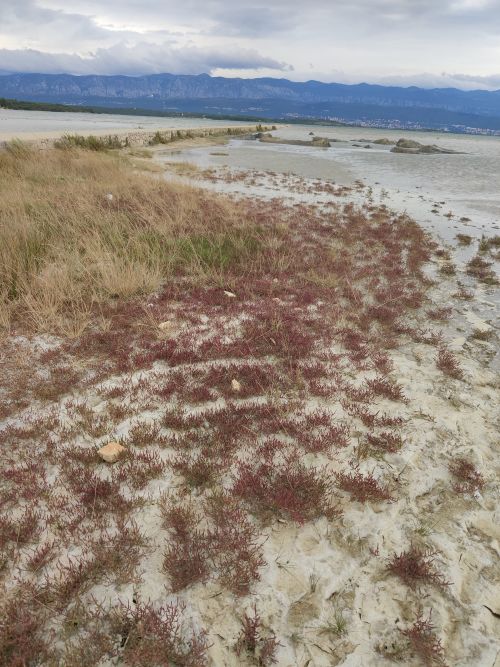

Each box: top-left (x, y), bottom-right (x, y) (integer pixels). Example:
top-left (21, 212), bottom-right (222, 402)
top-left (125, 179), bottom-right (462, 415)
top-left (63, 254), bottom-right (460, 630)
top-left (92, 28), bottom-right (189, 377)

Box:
top-left (2, 72), bottom-right (500, 131)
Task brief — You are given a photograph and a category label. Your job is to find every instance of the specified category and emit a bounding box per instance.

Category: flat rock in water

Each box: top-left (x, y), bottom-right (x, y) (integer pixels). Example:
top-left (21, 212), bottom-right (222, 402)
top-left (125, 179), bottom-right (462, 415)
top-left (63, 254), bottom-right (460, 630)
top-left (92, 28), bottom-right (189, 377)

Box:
top-left (373, 138), bottom-right (395, 145)
top-left (258, 135), bottom-right (331, 148)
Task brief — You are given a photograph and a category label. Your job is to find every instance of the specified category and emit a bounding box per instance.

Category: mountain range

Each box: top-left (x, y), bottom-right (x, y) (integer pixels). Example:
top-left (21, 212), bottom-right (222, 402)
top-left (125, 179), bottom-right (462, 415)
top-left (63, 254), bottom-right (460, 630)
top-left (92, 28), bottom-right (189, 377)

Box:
top-left (1, 72), bottom-right (500, 132)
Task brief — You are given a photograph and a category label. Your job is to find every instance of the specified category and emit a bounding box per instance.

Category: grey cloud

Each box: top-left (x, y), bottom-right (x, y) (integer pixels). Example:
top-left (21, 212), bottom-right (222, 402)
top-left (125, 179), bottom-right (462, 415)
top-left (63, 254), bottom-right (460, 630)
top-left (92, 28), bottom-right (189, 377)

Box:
top-left (208, 7), bottom-right (298, 37)
top-left (44, 0), bottom-right (500, 31)
top-left (0, 43), bottom-right (291, 76)
top-left (0, 0), bottom-right (109, 45)
top-left (439, 72), bottom-right (500, 89)
top-left (4, 1), bottom-right (500, 40)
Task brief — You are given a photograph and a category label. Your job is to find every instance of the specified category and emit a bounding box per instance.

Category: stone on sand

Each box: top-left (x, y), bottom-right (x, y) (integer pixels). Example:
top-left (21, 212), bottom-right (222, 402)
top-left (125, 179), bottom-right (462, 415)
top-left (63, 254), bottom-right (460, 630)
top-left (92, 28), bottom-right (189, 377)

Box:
top-left (98, 441), bottom-right (126, 463)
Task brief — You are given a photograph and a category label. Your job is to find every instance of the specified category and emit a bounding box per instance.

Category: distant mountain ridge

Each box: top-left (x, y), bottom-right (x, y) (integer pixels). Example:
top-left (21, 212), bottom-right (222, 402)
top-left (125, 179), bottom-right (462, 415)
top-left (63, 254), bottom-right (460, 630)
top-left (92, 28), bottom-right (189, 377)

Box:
top-left (2, 72), bottom-right (500, 131)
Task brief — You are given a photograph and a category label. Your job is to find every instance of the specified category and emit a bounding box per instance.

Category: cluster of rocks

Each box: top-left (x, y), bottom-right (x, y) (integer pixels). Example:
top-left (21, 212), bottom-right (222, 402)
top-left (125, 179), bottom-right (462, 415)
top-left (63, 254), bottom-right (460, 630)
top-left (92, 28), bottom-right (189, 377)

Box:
top-left (390, 138), bottom-right (460, 154)
top-left (350, 137), bottom-right (460, 154)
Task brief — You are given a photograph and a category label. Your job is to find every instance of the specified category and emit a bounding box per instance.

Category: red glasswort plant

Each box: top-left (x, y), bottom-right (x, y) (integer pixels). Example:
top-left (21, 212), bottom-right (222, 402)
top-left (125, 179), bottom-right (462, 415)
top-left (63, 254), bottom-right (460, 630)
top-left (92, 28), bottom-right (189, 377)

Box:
top-left (107, 599), bottom-right (209, 666)
top-left (436, 347), bottom-right (464, 380)
top-left (235, 604), bottom-right (280, 666)
top-left (387, 545), bottom-right (449, 590)
top-left (232, 450), bottom-right (342, 524)
top-left (401, 611), bottom-right (446, 666)
top-left (162, 493), bottom-right (265, 595)
top-left (449, 458), bottom-right (485, 494)
top-left (335, 464), bottom-right (394, 503)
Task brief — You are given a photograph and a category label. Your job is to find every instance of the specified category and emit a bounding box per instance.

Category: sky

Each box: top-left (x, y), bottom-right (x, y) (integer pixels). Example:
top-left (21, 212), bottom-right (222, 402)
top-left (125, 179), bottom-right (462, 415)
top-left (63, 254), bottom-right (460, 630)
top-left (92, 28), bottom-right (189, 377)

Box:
top-left (1, 0), bottom-right (500, 89)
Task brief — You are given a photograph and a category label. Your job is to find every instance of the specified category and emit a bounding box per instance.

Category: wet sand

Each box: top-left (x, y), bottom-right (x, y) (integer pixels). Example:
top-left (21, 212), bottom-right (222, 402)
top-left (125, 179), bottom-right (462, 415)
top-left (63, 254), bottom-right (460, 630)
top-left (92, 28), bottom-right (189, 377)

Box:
top-left (155, 127), bottom-right (500, 239)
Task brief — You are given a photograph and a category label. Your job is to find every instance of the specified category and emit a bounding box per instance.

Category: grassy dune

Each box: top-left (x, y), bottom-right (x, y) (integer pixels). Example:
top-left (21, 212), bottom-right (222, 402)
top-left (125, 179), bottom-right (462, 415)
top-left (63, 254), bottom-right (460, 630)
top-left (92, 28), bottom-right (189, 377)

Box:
top-left (0, 143), bottom-right (264, 335)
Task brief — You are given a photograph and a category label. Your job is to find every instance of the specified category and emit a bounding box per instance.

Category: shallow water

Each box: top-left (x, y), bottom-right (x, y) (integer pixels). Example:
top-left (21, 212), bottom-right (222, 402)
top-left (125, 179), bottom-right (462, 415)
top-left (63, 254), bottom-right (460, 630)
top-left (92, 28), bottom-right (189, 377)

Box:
top-left (168, 125), bottom-right (500, 239)
top-left (0, 108), bottom-right (252, 140)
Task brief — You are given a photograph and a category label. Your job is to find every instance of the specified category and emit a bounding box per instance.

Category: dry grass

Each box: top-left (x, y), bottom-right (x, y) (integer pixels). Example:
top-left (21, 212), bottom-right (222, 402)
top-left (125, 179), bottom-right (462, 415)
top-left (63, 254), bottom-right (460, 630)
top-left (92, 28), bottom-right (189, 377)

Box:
top-left (0, 143), bottom-right (263, 335)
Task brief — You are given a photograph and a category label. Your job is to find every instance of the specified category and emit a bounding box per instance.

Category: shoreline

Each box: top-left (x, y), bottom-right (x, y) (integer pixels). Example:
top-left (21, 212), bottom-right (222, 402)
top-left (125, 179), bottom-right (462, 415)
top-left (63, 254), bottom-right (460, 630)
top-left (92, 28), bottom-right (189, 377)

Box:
top-left (154, 138), bottom-right (500, 332)
top-left (0, 124), bottom-right (273, 150)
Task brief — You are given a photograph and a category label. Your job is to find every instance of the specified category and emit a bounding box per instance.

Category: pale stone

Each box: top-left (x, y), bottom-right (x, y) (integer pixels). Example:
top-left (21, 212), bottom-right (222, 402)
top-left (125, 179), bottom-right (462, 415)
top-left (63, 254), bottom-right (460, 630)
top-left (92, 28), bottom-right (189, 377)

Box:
top-left (224, 290), bottom-right (236, 298)
top-left (449, 336), bottom-right (466, 351)
top-left (158, 321), bottom-right (172, 331)
top-left (231, 379), bottom-right (241, 392)
top-left (287, 596), bottom-right (320, 629)
top-left (464, 310), bottom-right (492, 333)
top-left (98, 441), bottom-right (126, 463)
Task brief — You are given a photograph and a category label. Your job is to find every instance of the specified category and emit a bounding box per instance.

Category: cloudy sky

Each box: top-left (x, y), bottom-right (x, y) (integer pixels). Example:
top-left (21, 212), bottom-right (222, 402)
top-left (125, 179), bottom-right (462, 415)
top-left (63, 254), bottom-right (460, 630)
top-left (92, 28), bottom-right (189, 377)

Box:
top-left (1, 0), bottom-right (500, 89)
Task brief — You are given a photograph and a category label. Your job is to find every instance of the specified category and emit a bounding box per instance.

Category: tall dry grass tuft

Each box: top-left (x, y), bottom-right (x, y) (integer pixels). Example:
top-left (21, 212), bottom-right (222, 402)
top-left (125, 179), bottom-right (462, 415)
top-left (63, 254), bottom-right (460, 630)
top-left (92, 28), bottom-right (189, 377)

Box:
top-left (0, 144), bottom-right (262, 334)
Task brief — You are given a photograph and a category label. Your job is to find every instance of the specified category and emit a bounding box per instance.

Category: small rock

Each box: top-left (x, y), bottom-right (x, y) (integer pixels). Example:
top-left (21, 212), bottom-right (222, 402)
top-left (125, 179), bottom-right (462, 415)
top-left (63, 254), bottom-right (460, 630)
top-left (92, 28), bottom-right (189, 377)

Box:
top-left (231, 379), bottom-right (241, 392)
top-left (105, 193), bottom-right (114, 201)
top-left (311, 137), bottom-right (331, 147)
top-left (98, 442), bottom-right (126, 463)
top-left (224, 290), bottom-right (236, 298)
top-left (464, 310), bottom-right (492, 333)
top-left (449, 337), bottom-right (466, 351)
top-left (287, 596), bottom-right (320, 629)
top-left (158, 321), bottom-right (172, 331)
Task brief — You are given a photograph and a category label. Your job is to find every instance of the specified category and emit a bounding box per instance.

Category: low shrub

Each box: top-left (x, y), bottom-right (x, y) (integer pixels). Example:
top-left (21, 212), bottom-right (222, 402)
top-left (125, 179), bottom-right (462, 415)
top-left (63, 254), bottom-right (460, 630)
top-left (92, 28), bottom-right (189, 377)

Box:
top-left (232, 451), bottom-right (342, 524)
top-left (55, 133), bottom-right (124, 151)
top-left (401, 611), bottom-right (446, 666)
top-left (387, 545), bottom-right (449, 590)
top-left (449, 458), bottom-right (484, 494)
top-left (436, 348), bottom-right (463, 380)
top-left (235, 605), bottom-right (280, 666)
top-left (335, 465), bottom-right (394, 503)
